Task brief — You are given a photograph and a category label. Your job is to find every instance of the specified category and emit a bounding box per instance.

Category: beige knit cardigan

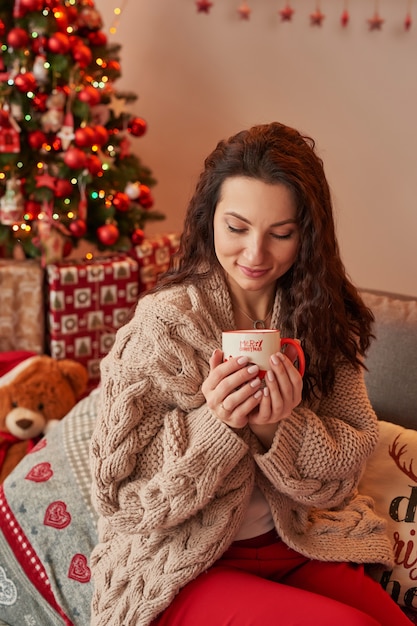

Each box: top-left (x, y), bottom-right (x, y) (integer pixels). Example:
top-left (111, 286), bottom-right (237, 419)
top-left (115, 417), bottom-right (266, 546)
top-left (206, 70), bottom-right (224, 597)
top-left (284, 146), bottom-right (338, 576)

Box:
top-left (90, 269), bottom-right (394, 626)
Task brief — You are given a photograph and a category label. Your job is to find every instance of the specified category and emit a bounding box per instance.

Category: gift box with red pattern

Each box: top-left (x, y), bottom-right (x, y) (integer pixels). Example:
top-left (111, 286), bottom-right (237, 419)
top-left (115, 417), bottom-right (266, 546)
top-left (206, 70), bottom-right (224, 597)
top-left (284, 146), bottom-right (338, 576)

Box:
top-left (45, 255), bottom-right (139, 385)
top-left (130, 233), bottom-right (180, 291)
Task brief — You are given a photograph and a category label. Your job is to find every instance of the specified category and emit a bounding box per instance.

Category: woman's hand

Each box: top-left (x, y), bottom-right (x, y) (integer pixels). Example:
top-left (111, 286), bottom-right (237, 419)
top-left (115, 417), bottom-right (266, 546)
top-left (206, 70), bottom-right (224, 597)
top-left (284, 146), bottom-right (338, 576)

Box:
top-left (202, 349), bottom-right (262, 429)
top-left (249, 351), bottom-right (303, 448)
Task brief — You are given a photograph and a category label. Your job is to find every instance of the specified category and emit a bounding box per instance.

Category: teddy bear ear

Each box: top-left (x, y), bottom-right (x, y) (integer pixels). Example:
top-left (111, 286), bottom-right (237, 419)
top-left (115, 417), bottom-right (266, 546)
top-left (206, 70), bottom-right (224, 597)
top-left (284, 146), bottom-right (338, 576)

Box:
top-left (56, 360), bottom-right (89, 399)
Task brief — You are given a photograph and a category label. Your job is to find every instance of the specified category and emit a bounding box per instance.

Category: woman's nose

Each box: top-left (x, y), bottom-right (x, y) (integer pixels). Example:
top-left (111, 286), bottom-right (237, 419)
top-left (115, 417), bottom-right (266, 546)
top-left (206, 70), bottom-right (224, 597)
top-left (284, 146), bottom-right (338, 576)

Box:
top-left (244, 235), bottom-right (265, 265)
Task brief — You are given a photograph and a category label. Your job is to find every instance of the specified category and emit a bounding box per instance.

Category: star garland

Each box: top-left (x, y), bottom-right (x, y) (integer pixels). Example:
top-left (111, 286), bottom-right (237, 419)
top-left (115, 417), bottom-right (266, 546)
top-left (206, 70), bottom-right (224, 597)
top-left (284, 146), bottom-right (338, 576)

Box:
top-left (310, 3), bottom-right (325, 26)
top-left (192, 0), bottom-right (413, 31)
top-left (238, 2), bottom-right (251, 20)
top-left (279, 4), bottom-right (295, 21)
top-left (196, 0), bottom-right (213, 13)
top-left (367, 0), bottom-right (384, 30)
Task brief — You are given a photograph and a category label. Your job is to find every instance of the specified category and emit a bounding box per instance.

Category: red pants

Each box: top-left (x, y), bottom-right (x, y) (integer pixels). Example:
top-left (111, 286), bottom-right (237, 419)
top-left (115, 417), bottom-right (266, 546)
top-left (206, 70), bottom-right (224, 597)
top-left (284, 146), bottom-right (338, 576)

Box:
top-left (153, 531), bottom-right (412, 626)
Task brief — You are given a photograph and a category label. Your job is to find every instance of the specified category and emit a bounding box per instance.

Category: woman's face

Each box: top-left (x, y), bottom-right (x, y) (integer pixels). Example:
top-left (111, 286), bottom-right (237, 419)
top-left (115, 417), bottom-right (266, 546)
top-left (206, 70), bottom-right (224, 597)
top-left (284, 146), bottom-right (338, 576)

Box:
top-left (213, 176), bottom-right (300, 295)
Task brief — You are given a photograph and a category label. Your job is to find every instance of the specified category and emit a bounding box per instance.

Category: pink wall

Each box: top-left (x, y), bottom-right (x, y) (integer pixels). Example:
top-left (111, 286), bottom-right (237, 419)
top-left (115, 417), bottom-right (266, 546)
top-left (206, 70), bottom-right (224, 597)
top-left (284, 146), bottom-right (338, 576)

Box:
top-left (98, 0), bottom-right (417, 296)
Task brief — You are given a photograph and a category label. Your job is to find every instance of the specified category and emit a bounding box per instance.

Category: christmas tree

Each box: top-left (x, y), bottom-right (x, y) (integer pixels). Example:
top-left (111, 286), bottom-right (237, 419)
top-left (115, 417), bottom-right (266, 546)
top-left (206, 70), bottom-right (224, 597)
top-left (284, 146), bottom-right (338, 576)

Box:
top-left (0, 0), bottom-right (164, 262)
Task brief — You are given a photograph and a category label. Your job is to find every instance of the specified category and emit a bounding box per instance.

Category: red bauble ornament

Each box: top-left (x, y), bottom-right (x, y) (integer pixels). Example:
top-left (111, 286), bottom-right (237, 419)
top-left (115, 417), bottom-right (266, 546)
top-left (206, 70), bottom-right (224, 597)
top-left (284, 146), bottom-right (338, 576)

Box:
top-left (7, 27), bottom-right (29, 49)
top-left (28, 130), bottom-right (47, 150)
top-left (69, 218), bottom-right (87, 238)
top-left (78, 6), bottom-right (103, 31)
top-left (21, 0), bottom-right (43, 10)
top-left (51, 136), bottom-right (62, 152)
top-left (53, 6), bottom-right (69, 32)
top-left (0, 19), bottom-right (6, 37)
top-left (140, 197), bottom-right (154, 210)
top-left (138, 184), bottom-right (153, 209)
top-left (88, 30), bottom-right (107, 47)
top-left (68, 35), bottom-right (83, 51)
top-left (112, 192), bottom-right (130, 212)
top-left (63, 147), bottom-right (87, 169)
top-left (86, 154), bottom-right (102, 176)
top-left (32, 93), bottom-right (48, 111)
top-left (14, 72), bottom-right (37, 93)
top-left (75, 126), bottom-right (96, 147)
top-left (24, 199), bottom-right (42, 220)
top-left (97, 223), bottom-right (119, 246)
top-left (32, 35), bottom-right (48, 55)
top-left (107, 60), bottom-right (121, 73)
top-left (54, 178), bottom-right (73, 198)
top-left (92, 125), bottom-right (109, 146)
top-left (127, 117), bottom-right (147, 137)
top-left (77, 85), bottom-right (101, 106)
top-left (131, 228), bottom-right (145, 246)
top-left (48, 32), bottom-right (70, 55)
top-left (72, 44), bottom-right (92, 68)
top-left (65, 6), bottom-right (78, 22)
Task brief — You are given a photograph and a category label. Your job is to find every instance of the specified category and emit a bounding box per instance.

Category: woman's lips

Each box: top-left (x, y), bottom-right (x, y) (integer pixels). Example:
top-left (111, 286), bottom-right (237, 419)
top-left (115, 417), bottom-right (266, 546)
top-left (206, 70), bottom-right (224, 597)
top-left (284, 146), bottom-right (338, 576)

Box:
top-left (238, 265), bottom-right (269, 278)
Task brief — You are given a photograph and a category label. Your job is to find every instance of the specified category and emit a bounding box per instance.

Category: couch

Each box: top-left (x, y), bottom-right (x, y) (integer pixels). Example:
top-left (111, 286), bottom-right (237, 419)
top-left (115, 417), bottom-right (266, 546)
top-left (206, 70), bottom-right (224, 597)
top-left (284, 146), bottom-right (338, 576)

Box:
top-left (0, 288), bottom-right (416, 625)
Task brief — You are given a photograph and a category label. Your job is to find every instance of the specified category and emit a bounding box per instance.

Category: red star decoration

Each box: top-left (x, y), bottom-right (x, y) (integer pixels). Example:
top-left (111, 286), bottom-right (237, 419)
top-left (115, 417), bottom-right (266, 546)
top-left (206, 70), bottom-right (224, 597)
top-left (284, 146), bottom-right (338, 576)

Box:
top-left (35, 171), bottom-right (56, 190)
top-left (279, 4), bottom-right (294, 21)
top-left (367, 12), bottom-right (384, 30)
top-left (196, 0), bottom-right (213, 13)
top-left (238, 2), bottom-right (251, 20)
top-left (340, 9), bottom-right (349, 27)
top-left (310, 9), bottom-right (325, 26)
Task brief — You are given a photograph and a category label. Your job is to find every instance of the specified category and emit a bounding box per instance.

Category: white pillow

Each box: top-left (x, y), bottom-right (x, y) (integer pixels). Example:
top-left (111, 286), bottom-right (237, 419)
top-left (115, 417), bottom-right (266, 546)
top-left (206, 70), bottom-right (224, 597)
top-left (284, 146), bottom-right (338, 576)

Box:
top-left (359, 420), bottom-right (417, 613)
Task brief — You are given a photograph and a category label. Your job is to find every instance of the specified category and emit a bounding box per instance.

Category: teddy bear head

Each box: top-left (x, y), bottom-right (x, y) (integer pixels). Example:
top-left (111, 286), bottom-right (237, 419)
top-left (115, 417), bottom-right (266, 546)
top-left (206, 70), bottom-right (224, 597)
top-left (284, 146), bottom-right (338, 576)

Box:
top-left (0, 355), bottom-right (88, 441)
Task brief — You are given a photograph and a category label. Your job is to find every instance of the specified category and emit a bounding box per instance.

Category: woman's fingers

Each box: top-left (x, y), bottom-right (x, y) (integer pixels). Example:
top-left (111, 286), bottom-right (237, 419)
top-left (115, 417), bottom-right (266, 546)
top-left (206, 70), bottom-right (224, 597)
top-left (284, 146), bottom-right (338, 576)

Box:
top-left (250, 352), bottom-right (303, 425)
top-left (202, 351), bottom-right (263, 426)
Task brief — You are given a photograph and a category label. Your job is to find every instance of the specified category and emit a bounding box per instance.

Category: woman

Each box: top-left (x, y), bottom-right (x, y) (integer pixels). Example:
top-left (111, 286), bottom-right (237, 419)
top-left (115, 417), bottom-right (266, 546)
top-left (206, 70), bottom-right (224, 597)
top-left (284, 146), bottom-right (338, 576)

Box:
top-left (90, 122), bottom-right (410, 625)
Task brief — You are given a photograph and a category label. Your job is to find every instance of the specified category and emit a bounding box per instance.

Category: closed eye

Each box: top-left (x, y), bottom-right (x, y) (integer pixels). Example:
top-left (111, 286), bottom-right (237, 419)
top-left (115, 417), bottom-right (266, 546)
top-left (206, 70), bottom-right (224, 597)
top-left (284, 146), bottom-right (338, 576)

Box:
top-left (271, 232), bottom-right (293, 240)
top-left (227, 224), bottom-right (247, 234)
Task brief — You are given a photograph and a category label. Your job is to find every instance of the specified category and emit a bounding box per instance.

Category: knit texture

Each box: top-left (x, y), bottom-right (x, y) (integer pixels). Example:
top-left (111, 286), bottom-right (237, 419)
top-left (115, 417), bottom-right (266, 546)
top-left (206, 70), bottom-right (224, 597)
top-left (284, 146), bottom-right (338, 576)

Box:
top-left (90, 268), bottom-right (394, 626)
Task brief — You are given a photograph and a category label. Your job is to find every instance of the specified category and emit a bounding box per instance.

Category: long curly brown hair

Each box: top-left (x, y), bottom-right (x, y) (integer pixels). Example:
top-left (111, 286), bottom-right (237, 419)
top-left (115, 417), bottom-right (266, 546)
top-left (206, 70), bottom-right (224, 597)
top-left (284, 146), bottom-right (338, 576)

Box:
top-left (155, 122), bottom-right (374, 401)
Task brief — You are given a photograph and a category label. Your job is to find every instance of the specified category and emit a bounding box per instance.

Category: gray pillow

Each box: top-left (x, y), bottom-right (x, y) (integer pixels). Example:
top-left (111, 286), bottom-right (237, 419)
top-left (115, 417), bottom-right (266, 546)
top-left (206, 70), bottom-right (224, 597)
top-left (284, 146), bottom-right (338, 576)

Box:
top-left (361, 290), bottom-right (417, 429)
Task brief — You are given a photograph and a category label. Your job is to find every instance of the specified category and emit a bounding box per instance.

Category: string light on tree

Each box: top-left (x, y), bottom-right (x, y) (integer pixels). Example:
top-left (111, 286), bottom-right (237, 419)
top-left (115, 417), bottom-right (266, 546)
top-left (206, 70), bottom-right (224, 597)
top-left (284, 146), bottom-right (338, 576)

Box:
top-left (0, 0), bottom-right (165, 261)
top-left (109, 0), bottom-right (129, 36)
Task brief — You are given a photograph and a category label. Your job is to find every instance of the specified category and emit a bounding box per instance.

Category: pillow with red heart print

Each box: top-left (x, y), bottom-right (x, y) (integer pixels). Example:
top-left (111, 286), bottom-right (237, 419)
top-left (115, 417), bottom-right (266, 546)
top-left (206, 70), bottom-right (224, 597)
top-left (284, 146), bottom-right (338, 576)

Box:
top-left (0, 389), bottom-right (98, 626)
top-left (359, 420), bottom-right (417, 619)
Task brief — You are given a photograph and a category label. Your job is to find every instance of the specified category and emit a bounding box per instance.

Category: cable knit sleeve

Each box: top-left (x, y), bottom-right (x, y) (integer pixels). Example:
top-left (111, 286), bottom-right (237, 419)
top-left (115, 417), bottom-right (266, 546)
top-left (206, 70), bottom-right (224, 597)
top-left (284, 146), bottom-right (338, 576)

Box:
top-left (253, 360), bottom-right (379, 509)
top-left (90, 288), bottom-right (250, 535)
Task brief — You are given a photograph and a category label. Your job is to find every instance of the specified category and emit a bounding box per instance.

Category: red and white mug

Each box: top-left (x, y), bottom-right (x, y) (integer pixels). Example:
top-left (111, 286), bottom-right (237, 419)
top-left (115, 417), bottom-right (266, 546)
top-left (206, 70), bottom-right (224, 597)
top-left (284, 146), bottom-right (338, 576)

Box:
top-left (222, 329), bottom-right (305, 379)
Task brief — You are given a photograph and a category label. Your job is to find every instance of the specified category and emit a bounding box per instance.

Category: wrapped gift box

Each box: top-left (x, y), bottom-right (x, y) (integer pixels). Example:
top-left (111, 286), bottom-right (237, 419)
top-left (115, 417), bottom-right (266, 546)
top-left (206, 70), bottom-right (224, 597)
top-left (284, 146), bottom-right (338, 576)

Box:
top-left (0, 260), bottom-right (45, 354)
top-left (45, 255), bottom-right (139, 385)
top-left (130, 233), bottom-right (180, 292)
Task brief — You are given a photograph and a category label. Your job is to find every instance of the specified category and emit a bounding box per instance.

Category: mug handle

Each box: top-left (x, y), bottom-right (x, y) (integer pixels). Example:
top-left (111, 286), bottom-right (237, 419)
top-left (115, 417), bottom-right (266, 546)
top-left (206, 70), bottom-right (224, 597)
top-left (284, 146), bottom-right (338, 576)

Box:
top-left (280, 338), bottom-right (305, 377)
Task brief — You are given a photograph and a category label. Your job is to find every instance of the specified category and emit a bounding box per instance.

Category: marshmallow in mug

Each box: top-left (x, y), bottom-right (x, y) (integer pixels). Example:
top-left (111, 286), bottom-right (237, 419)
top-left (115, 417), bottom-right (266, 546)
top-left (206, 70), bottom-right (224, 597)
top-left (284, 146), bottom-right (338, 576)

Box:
top-left (222, 329), bottom-right (305, 378)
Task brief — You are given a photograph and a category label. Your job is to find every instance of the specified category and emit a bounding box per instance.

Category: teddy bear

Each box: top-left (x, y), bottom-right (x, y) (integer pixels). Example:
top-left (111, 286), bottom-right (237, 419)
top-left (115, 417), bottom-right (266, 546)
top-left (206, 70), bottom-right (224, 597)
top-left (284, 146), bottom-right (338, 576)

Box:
top-left (0, 354), bottom-right (89, 482)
